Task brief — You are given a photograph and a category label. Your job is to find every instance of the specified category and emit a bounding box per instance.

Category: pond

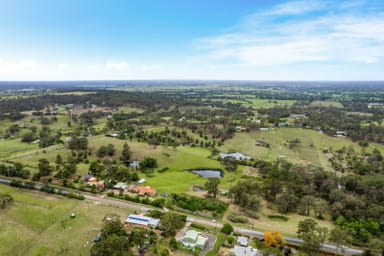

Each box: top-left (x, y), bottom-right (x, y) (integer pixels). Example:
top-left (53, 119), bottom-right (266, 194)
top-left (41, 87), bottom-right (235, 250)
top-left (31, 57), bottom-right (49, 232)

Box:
top-left (190, 169), bottom-right (222, 179)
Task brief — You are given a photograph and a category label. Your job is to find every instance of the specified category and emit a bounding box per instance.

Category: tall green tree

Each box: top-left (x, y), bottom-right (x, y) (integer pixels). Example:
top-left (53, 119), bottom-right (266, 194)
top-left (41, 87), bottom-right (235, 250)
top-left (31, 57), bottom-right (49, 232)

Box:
top-left (160, 212), bottom-right (186, 237)
top-left (120, 143), bottom-right (132, 165)
top-left (298, 195), bottom-right (315, 216)
top-left (297, 219), bottom-right (328, 255)
top-left (90, 234), bottom-right (132, 256)
top-left (100, 214), bottom-right (127, 239)
top-left (328, 227), bottom-right (351, 256)
top-left (38, 158), bottom-right (53, 177)
top-left (221, 156), bottom-right (238, 172)
top-left (221, 223), bottom-right (234, 234)
top-left (204, 177), bottom-right (220, 199)
top-left (89, 160), bottom-right (106, 177)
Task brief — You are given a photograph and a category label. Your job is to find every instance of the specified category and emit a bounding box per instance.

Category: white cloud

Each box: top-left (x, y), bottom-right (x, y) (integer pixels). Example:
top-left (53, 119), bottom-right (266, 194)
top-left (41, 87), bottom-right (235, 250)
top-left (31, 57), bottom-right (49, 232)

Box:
top-left (0, 58), bottom-right (38, 72)
top-left (106, 60), bottom-right (129, 70)
top-left (138, 65), bottom-right (164, 71)
top-left (266, 0), bottom-right (326, 15)
top-left (16, 58), bottom-right (37, 69)
top-left (139, 65), bottom-right (151, 71)
top-left (197, 0), bottom-right (384, 67)
top-left (213, 40), bottom-right (330, 66)
top-left (58, 63), bottom-right (69, 70)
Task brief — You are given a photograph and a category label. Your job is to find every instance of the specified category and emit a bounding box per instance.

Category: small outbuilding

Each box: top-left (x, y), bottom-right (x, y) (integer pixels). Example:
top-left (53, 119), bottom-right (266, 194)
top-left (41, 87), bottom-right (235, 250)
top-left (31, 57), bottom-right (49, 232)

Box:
top-left (237, 236), bottom-right (249, 247)
top-left (113, 182), bottom-right (128, 190)
top-left (124, 214), bottom-right (160, 228)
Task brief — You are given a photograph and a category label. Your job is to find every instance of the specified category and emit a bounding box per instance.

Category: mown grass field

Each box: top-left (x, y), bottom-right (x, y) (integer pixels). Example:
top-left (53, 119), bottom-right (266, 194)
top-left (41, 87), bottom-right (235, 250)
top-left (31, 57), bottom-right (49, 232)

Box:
top-left (0, 138), bottom-right (39, 158)
top-left (310, 101), bottom-right (344, 108)
top-left (0, 184), bottom-right (134, 256)
top-left (248, 99), bottom-right (296, 108)
top-left (224, 99), bottom-right (296, 109)
top-left (219, 128), bottom-right (384, 171)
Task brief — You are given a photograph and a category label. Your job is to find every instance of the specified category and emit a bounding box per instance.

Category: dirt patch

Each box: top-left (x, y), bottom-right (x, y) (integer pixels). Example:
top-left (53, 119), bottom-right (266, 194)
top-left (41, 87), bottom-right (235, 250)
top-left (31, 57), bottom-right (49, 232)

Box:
top-left (70, 106), bottom-right (113, 115)
top-left (44, 196), bottom-right (57, 201)
top-left (219, 247), bottom-right (233, 256)
top-left (243, 166), bottom-right (260, 177)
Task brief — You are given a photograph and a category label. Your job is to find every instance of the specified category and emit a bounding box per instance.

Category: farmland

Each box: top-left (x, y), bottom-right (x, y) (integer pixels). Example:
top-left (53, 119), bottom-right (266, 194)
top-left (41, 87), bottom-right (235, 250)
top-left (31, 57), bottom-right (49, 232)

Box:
top-left (1, 84), bottom-right (384, 254)
top-left (0, 184), bottom-right (135, 256)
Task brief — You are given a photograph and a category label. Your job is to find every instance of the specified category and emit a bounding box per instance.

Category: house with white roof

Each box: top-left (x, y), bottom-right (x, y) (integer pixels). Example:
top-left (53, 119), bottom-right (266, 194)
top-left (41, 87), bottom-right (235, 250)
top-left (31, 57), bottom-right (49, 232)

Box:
top-left (219, 152), bottom-right (251, 161)
top-left (237, 236), bottom-right (249, 247)
top-left (181, 230), bottom-right (208, 250)
top-left (231, 245), bottom-right (261, 256)
top-left (231, 235), bottom-right (261, 256)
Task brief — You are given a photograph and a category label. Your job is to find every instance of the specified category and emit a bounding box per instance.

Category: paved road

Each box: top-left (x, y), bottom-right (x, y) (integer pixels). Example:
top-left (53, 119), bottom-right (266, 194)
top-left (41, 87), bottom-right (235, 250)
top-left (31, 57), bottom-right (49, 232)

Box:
top-left (0, 177), bottom-right (363, 256)
top-left (185, 218), bottom-right (363, 256)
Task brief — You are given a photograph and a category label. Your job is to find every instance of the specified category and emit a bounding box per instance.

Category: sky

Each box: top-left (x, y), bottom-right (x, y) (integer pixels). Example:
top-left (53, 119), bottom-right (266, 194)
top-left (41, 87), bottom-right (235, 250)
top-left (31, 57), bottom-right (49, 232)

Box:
top-left (0, 0), bottom-right (383, 81)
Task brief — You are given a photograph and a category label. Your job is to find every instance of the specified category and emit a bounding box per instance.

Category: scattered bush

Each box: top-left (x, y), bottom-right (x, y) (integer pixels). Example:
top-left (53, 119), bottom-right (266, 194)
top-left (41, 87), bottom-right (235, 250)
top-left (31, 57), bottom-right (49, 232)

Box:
top-left (267, 215), bottom-right (289, 222)
top-left (170, 193), bottom-right (227, 214)
top-left (190, 223), bottom-right (207, 231)
top-left (227, 213), bottom-right (248, 224)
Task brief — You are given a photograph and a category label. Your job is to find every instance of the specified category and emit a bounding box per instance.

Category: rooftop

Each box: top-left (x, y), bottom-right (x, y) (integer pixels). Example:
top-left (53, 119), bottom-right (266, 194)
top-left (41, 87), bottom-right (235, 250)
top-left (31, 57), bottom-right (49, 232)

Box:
top-left (219, 152), bottom-right (251, 160)
top-left (231, 245), bottom-right (261, 256)
top-left (237, 236), bottom-right (249, 247)
top-left (125, 214), bottom-right (160, 227)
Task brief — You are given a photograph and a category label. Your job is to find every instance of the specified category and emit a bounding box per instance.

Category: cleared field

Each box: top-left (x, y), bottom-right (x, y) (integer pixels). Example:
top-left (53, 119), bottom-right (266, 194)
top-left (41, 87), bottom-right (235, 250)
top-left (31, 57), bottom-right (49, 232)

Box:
top-left (53, 91), bottom-right (96, 96)
top-left (248, 99), bottom-right (296, 109)
top-left (224, 99), bottom-right (296, 109)
top-left (10, 135), bottom-right (229, 193)
top-left (119, 106), bottom-right (145, 113)
top-left (0, 138), bottom-right (39, 158)
top-left (227, 202), bottom-right (334, 237)
top-left (3, 145), bottom-right (68, 168)
top-left (219, 128), bottom-right (378, 171)
top-left (311, 101), bottom-right (344, 108)
top-left (0, 184), bottom-right (134, 256)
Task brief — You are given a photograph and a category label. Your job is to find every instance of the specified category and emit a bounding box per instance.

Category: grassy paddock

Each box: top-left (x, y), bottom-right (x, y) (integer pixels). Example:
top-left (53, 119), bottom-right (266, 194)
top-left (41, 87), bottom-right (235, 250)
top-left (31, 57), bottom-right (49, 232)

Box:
top-left (0, 184), bottom-right (134, 256)
top-left (219, 128), bottom-right (383, 171)
top-left (311, 101), bottom-right (344, 108)
top-left (0, 138), bottom-right (38, 158)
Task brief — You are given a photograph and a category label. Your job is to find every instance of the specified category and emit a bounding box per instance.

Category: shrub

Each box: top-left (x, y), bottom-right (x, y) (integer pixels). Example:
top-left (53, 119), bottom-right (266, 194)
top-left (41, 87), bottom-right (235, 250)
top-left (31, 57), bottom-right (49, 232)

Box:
top-left (170, 193), bottom-right (227, 214)
top-left (227, 213), bottom-right (248, 224)
top-left (267, 215), bottom-right (288, 222)
top-left (221, 223), bottom-right (234, 234)
top-left (190, 223), bottom-right (207, 231)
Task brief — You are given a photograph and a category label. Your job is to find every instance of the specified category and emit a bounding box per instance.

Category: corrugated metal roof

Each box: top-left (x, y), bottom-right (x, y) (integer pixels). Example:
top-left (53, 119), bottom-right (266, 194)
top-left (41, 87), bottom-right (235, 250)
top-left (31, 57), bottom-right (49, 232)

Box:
top-left (125, 214), bottom-right (160, 227)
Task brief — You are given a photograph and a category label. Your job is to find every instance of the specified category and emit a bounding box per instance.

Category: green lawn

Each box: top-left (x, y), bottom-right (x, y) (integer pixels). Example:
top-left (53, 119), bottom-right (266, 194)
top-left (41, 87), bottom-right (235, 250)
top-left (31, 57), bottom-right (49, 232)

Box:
top-left (223, 99), bottom-right (296, 109)
top-left (311, 101), bottom-right (344, 108)
top-left (0, 138), bottom-right (38, 158)
top-left (0, 184), bottom-right (134, 256)
top-left (248, 99), bottom-right (296, 109)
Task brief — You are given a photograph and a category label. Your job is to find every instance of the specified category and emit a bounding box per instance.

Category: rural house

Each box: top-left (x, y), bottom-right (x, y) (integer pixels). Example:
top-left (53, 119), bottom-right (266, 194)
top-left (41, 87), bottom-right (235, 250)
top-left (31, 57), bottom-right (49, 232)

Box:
top-left (231, 235), bottom-right (261, 256)
top-left (181, 230), bottom-right (208, 250)
top-left (219, 152), bottom-right (251, 161)
top-left (127, 185), bottom-right (157, 197)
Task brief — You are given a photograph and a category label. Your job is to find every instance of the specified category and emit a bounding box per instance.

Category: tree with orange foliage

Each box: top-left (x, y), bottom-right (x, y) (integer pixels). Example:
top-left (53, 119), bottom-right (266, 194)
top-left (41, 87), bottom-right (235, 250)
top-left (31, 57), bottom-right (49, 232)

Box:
top-left (264, 231), bottom-right (285, 248)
